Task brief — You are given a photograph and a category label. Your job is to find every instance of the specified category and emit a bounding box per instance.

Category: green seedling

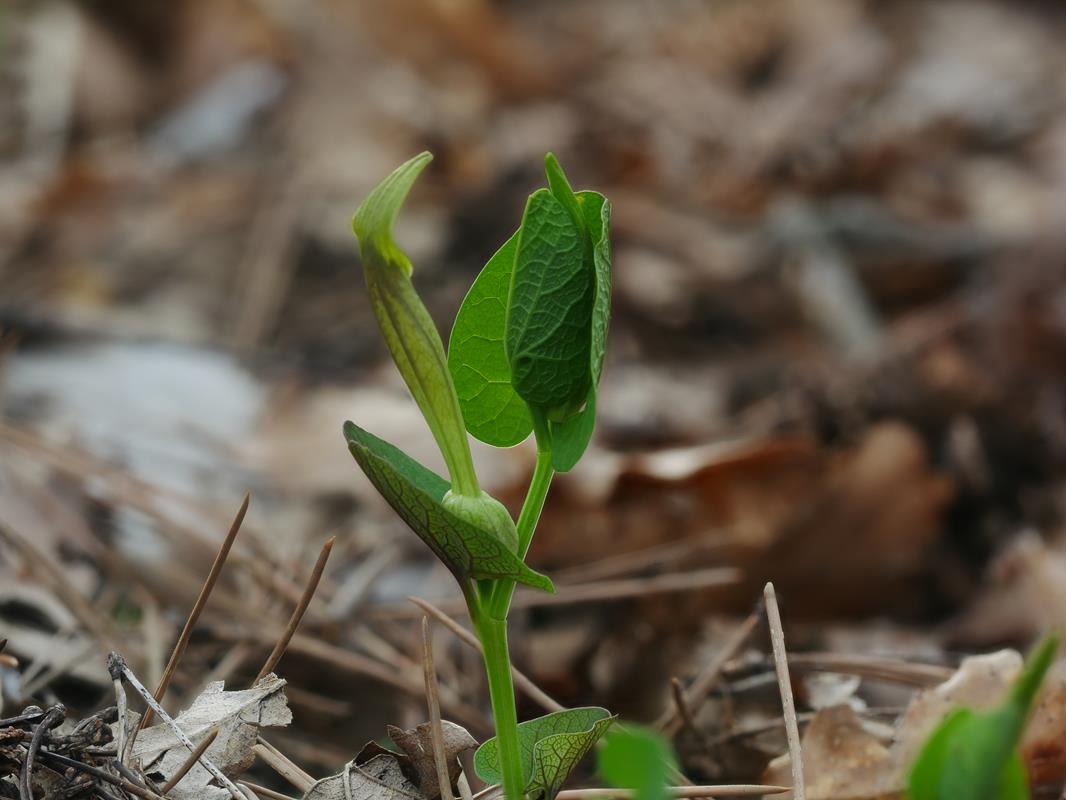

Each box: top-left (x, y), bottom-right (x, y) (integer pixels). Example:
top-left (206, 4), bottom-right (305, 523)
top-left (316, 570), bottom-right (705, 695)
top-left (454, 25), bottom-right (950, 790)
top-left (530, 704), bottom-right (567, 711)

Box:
top-left (597, 725), bottom-right (676, 800)
top-left (908, 633), bottom-right (1060, 800)
top-left (348, 152), bottom-right (614, 800)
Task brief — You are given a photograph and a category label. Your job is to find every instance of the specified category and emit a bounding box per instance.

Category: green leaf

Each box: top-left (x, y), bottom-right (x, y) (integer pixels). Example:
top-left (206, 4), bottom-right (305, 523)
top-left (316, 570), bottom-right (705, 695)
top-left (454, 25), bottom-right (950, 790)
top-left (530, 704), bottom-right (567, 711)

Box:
top-left (549, 387), bottom-right (596, 473)
top-left (597, 726), bottom-right (676, 800)
top-left (505, 188), bottom-right (595, 422)
top-left (577, 190), bottom-right (611, 386)
top-left (907, 633), bottom-right (1059, 800)
top-left (344, 421), bottom-right (554, 593)
top-left (448, 231), bottom-right (534, 447)
top-left (351, 152), bottom-right (480, 497)
top-left (474, 707), bottom-right (616, 800)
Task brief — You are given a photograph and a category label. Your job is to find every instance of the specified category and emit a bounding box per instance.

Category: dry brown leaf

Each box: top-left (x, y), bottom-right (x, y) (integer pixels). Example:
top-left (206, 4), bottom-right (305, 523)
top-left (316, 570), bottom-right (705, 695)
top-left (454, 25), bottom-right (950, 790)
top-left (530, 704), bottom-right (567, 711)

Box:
top-left (314, 721), bottom-right (478, 800)
top-left (133, 674), bottom-right (291, 799)
top-left (763, 650), bottom-right (1032, 800)
top-left (304, 755), bottom-right (422, 800)
top-left (386, 721), bottom-right (479, 799)
top-left (764, 705), bottom-right (897, 800)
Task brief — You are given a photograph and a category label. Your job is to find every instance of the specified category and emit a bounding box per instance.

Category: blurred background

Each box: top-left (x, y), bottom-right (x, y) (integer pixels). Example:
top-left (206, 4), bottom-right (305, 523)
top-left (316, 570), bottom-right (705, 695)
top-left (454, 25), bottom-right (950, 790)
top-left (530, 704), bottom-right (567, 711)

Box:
top-left (4, 0), bottom-right (1066, 788)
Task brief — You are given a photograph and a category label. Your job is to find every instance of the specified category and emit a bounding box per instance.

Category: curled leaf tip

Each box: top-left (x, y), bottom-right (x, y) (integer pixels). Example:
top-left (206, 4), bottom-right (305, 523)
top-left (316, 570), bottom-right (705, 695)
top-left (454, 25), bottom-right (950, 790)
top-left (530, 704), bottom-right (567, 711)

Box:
top-left (352, 151), bottom-right (434, 272)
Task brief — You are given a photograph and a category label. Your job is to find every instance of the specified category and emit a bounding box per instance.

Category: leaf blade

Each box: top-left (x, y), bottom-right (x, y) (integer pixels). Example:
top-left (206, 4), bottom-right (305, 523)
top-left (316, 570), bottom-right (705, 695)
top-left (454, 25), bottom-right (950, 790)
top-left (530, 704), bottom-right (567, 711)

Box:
top-left (344, 421), bottom-right (554, 593)
top-left (474, 707), bottom-right (616, 800)
top-left (506, 189), bottom-right (595, 420)
top-left (448, 231), bottom-right (534, 447)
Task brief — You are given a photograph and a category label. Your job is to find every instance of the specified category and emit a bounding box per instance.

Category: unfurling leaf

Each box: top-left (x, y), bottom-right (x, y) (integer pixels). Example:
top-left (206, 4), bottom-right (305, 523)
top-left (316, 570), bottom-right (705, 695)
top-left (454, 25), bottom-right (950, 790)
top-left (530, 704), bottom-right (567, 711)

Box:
top-left (452, 153), bottom-right (611, 471)
top-left (474, 707), bottom-right (616, 800)
top-left (448, 231), bottom-right (534, 448)
top-left (505, 187), bottom-right (594, 420)
top-left (344, 421), bottom-right (553, 593)
top-left (598, 725), bottom-right (676, 800)
top-left (908, 633), bottom-right (1060, 800)
top-left (352, 152), bottom-right (480, 497)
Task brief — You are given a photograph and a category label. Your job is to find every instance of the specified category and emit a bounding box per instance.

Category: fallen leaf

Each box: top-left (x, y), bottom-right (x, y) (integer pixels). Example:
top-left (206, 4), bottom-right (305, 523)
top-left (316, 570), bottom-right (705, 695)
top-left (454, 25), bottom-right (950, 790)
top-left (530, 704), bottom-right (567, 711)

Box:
top-left (764, 705), bottom-right (897, 800)
top-left (304, 755), bottom-right (422, 800)
top-left (386, 721), bottom-right (478, 799)
top-left (133, 674), bottom-right (291, 799)
top-left (763, 650), bottom-right (1038, 799)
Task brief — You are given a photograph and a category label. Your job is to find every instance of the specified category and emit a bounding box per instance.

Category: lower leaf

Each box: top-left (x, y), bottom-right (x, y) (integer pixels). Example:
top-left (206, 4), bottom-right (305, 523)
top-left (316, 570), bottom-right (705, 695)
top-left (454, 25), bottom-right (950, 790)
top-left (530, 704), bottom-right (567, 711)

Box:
top-left (344, 421), bottom-right (554, 593)
top-left (474, 707), bottom-right (616, 800)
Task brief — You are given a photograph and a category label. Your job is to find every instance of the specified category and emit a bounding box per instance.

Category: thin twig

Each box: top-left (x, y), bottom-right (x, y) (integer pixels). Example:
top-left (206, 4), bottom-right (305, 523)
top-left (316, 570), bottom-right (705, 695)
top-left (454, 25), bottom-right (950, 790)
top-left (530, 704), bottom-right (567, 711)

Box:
top-left (410, 596), bottom-right (564, 712)
top-left (554, 786), bottom-right (789, 799)
top-left (422, 617), bottom-right (455, 800)
top-left (113, 675), bottom-right (129, 766)
top-left (159, 726), bottom-right (220, 794)
top-left (386, 569), bottom-right (740, 618)
top-left (111, 653), bottom-right (244, 799)
top-left (253, 739), bottom-right (314, 793)
top-left (656, 610), bottom-right (761, 736)
top-left (668, 677), bottom-right (708, 747)
top-left (241, 781), bottom-right (298, 800)
top-left (19, 705), bottom-right (64, 800)
top-left (764, 583), bottom-right (805, 800)
top-left (457, 772), bottom-right (475, 800)
top-left (786, 653), bottom-right (952, 687)
top-left (138, 493), bottom-right (249, 734)
top-left (255, 535), bottom-right (336, 683)
top-left (36, 751), bottom-right (165, 800)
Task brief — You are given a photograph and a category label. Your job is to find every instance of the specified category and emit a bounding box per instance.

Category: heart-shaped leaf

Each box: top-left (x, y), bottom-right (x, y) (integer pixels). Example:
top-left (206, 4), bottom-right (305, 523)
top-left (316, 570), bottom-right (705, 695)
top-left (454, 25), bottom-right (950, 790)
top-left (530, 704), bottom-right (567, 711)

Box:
top-left (474, 707), bottom-right (616, 800)
top-left (448, 231), bottom-right (534, 447)
top-left (450, 155), bottom-right (611, 474)
top-left (344, 421), bottom-right (554, 593)
top-left (908, 633), bottom-right (1059, 800)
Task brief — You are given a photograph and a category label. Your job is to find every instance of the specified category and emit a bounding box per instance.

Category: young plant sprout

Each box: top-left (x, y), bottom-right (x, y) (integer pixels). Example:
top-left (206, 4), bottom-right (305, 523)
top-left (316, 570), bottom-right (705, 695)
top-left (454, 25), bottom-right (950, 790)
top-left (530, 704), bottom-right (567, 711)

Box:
top-left (347, 152), bottom-right (614, 800)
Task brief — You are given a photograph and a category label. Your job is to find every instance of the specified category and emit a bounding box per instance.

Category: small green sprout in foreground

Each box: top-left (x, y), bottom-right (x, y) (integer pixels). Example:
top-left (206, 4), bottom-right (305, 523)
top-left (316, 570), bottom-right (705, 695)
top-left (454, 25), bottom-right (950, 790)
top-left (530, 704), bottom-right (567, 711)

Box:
top-left (598, 725), bottom-right (676, 800)
top-left (908, 632), bottom-right (1060, 800)
top-left (347, 152), bottom-right (614, 800)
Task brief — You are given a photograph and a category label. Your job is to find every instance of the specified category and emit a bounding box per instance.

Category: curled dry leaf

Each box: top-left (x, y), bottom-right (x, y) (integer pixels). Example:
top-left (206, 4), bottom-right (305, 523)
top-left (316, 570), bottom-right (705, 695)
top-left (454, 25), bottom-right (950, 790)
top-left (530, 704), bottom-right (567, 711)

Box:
top-left (386, 721), bottom-right (479, 799)
top-left (764, 649), bottom-right (1066, 799)
top-left (309, 721), bottom-right (478, 800)
top-left (133, 674), bottom-right (291, 799)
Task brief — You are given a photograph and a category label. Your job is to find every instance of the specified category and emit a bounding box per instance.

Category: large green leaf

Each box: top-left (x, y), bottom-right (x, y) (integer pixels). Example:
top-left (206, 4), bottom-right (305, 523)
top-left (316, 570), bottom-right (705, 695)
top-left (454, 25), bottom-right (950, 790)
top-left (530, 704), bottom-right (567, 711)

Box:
top-left (448, 231), bottom-right (534, 447)
top-left (597, 725), bottom-right (675, 800)
top-left (474, 707), bottom-right (616, 800)
top-left (344, 421), bottom-right (553, 593)
top-left (908, 633), bottom-right (1059, 800)
top-left (505, 188), bottom-right (595, 421)
top-left (545, 192), bottom-right (609, 472)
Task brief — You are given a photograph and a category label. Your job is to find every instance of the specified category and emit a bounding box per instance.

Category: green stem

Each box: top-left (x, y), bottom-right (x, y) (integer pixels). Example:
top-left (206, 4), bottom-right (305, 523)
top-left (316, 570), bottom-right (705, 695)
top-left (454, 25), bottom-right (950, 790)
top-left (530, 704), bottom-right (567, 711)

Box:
top-left (478, 616), bottom-right (526, 800)
top-left (488, 443), bottom-right (554, 618)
